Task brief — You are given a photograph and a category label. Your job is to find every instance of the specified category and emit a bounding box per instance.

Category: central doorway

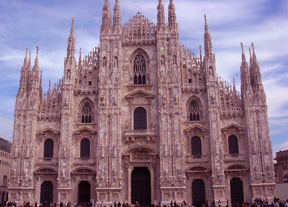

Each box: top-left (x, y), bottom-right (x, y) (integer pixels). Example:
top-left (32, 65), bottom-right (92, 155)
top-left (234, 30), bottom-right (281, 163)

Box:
top-left (192, 179), bottom-right (206, 207)
top-left (40, 181), bottom-right (53, 206)
top-left (131, 167), bottom-right (151, 207)
top-left (230, 178), bottom-right (244, 205)
top-left (78, 181), bottom-right (91, 203)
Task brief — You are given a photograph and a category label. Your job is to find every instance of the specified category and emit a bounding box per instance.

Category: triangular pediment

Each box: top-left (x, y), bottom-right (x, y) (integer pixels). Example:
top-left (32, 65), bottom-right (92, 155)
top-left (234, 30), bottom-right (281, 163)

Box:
top-left (122, 12), bottom-right (156, 45)
top-left (123, 12), bottom-right (156, 31)
top-left (221, 123), bottom-right (243, 132)
top-left (37, 127), bottom-right (60, 136)
top-left (125, 89), bottom-right (155, 99)
top-left (73, 127), bottom-right (96, 135)
top-left (71, 167), bottom-right (96, 175)
top-left (184, 123), bottom-right (207, 134)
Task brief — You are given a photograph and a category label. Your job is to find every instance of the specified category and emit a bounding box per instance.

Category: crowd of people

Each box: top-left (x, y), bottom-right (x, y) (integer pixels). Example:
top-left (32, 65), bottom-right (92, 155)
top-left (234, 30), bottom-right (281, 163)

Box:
top-left (1, 198), bottom-right (288, 207)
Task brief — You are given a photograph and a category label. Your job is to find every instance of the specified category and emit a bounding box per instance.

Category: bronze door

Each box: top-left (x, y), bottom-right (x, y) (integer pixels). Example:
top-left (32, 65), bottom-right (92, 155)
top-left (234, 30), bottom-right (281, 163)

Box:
top-left (78, 181), bottom-right (91, 203)
top-left (40, 181), bottom-right (53, 205)
top-left (131, 167), bottom-right (151, 206)
top-left (230, 178), bottom-right (244, 205)
top-left (192, 179), bottom-right (206, 207)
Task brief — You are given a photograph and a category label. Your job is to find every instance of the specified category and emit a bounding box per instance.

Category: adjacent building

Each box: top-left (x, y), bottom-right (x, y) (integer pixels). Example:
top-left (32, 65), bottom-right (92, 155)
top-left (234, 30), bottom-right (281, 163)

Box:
top-left (0, 137), bottom-right (12, 205)
top-left (8, 0), bottom-right (275, 206)
top-left (275, 150), bottom-right (288, 183)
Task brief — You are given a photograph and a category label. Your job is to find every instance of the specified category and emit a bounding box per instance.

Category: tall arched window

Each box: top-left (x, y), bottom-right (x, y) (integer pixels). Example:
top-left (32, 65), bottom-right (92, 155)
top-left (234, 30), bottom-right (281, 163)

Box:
top-left (134, 107), bottom-right (147, 130)
top-left (191, 136), bottom-right (202, 156)
top-left (80, 138), bottom-right (90, 158)
top-left (189, 100), bottom-right (200, 121)
top-left (81, 102), bottom-right (92, 123)
top-left (44, 139), bottom-right (54, 158)
top-left (133, 53), bottom-right (147, 85)
top-left (228, 135), bottom-right (239, 154)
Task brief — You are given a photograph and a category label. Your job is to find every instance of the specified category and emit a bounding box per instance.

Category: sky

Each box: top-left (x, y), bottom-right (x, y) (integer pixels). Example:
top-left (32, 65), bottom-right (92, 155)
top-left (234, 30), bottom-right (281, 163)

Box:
top-left (0, 0), bottom-right (287, 157)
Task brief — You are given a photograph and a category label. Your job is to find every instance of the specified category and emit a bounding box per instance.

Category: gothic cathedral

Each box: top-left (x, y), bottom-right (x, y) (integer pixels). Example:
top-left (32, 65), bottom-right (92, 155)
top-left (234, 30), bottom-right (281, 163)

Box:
top-left (9, 0), bottom-right (275, 205)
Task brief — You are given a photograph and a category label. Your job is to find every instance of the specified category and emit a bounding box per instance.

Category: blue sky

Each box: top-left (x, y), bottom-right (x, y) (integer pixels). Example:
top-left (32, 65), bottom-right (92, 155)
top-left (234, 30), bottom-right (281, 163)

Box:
top-left (0, 0), bottom-right (287, 156)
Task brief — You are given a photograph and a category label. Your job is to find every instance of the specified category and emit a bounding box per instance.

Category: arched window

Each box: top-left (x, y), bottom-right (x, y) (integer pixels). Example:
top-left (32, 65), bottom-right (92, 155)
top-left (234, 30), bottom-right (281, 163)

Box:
top-left (80, 138), bottom-right (90, 158)
top-left (228, 135), bottom-right (239, 154)
top-left (189, 100), bottom-right (200, 121)
top-left (191, 136), bottom-right (202, 156)
top-left (133, 53), bottom-right (147, 85)
top-left (81, 102), bottom-right (92, 123)
top-left (44, 139), bottom-right (54, 158)
top-left (134, 107), bottom-right (147, 130)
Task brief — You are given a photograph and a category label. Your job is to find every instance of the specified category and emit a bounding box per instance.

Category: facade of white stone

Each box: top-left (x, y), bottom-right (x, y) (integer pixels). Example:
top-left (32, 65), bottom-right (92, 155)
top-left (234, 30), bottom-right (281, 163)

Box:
top-left (8, 0), bottom-right (275, 206)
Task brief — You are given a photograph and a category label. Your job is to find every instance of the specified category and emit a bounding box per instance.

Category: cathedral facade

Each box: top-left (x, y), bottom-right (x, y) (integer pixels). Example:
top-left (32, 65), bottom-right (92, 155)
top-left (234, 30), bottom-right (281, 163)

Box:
top-left (8, 0), bottom-right (275, 206)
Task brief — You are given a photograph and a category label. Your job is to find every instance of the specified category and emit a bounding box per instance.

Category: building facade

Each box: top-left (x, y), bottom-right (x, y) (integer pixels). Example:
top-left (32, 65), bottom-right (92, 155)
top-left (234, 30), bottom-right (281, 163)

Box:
top-left (0, 137), bottom-right (12, 205)
top-left (275, 150), bottom-right (288, 183)
top-left (9, 0), bottom-right (275, 206)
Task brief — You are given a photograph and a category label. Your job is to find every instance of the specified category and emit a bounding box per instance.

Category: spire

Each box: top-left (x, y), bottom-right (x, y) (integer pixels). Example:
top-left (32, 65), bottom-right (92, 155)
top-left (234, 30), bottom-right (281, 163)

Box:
top-left (250, 42), bottom-right (262, 89)
top-left (157, 0), bottom-right (165, 29)
top-left (102, 0), bottom-right (111, 31)
top-left (168, 0), bottom-right (177, 29)
top-left (78, 48), bottom-right (82, 70)
top-left (113, 0), bottom-right (121, 30)
top-left (240, 42), bottom-right (252, 93)
top-left (199, 45), bottom-right (203, 62)
top-left (67, 18), bottom-right (75, 58)
top-left (39, 70), bottom-right (43, 102)
top-left (33, 46), bottom-right (39, 70)
top-left (28, 52), bottom-right (32, 70)
top-left (23, 47), bottom-right (28, 68)
top-left (204, 14), bottom-right (213, 56)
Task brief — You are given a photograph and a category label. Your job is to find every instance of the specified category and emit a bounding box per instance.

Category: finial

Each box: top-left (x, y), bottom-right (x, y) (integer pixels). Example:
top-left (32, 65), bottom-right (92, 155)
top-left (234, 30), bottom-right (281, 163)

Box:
top-left (251, 42), bottom-right (256, 55)
top-left (70, 18), bottom-right (74, 36)
top-left (25, 47), bottom-right (28, 57)
top-left (204, 14), bottom-right (207, 23)
top-left (105, 0), bottom-right (109, 6)
top-left (249, 47), bottom-right (252, 58)
top-left (36, 45), bottom-right (39, 55)
top-left (240, 42), bottom-right (244, 53)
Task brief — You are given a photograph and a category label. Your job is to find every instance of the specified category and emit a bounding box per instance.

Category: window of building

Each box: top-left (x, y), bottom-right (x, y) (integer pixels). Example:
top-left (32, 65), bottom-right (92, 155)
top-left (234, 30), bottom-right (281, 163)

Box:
top-left (228, 135), bottom-right (239, 155)
top-left (81, 102), bottom-right (92, 123)
top-left (283, 163), bottom-right (288, 170)
top-left (44, 139), bottom-right (54, 158)
top-left (189, 100), bottom-right (200, 121)
top-left (3, 175), bottom-right (7, 187)
top-left (284, 174), bottom-right (288, 183)
top-left (191, 136), bottom-right (202, 156)
top-left (133, 53), bottom-right (147, 85)
top-left (134, 107), bottom-right (147, 130)
top-left (80, 138), bottom-right (90, 158)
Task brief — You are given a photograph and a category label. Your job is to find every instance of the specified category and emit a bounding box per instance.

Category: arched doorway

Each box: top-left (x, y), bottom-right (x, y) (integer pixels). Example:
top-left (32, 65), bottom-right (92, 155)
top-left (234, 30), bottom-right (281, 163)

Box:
top-left (230, 178), bottom-right (244, 205)
top-left (192, 179), bottom-right (206, 207)
top-left (78, 181), bottom-right (91, 203)
top-left (40, 181), bottom-right (53, 205)
top-left (131, 167), bottom-right (151, 206)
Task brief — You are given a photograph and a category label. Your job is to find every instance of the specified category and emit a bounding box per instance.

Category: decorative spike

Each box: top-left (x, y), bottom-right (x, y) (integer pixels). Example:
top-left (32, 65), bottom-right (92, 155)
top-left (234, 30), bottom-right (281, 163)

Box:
top-left (67, 18), bottom-right (75, 58)
top-left (71, 18), bottom-right (74, 37)
top-left (34, 46), bottom-right (39, 68)
top-left (113, 0), bottom-right (121, 30)
top-left (28, 52), bottom-right (32, 70)
top-left (168, 0), bottom-right (177, 29)
top-left (23, 47), bottom-right (28, 67)
top-left (157, 0), bottom-right (165, 28)
top-left (204, 15), bottom-right (213, 56)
